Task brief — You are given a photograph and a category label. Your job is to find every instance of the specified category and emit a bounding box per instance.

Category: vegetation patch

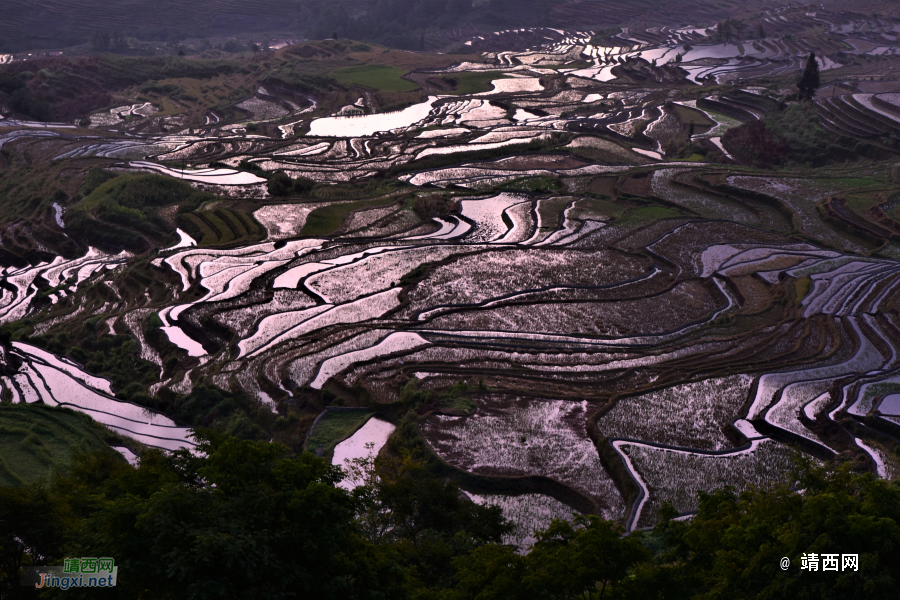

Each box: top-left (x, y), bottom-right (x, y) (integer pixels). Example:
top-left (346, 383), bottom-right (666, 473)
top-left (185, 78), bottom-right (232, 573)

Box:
top-left (306, 410), bottom-right (373, 454)
top-left (331, 64), bottom-right (419, 92)
top-left (616, 205), bottom-right (684, 227)
top-left (70, 171), bottom-right (216, 250)
top-left (26, 327), bottom-right (161, 402)
top-left (0, 403), bottom-right (121, 486)
top-left (503, 175), bottom-right (564, 193)
top-left (301, 197), bottom-right (401, 236)
top-left (443, 71), bottom-right (511, 95)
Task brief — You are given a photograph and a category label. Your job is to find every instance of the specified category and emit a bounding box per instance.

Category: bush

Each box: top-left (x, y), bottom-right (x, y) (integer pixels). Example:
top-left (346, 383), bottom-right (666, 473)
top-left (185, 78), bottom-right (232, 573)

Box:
top-left (238, 159), bottom-right (264, 174)
top-left (722, 119), bottom-right (790, 167)
top-left (764, 102), bottom-right (868, 166)
top-left (80, 168), bottom-right (117, 195)
top-left (7, 87), bottom-right (52, 121)
top-left (169, 386), bottom-right (265, 439)
top-left (293, 177), bottom-right (316, 194)
top-left (0, 73), bottom-right (25, 94)
top-left (223, 40), bottom-right (245, 53)
top-left (267, 171), bottom-right (294, 197)
top-left (413, 194), bottom-right (458, 219)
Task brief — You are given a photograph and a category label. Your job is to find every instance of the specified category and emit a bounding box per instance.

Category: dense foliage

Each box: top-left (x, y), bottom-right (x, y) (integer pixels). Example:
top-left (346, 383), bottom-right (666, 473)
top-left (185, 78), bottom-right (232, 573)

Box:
top-left (721, 119), bottom-right (790, 167)
top-left (798, 53), bottom-right (821, 102)
top-left (28, 326), bottom-right (161, 401)
top-left (723, 103), bottom-right (873, 168)
top-left (267, 171), bottom-right (316, 196)
top-left (67, 172), bottom-right (217, 251)
top-left (1, 437), bottom-right (898, 599)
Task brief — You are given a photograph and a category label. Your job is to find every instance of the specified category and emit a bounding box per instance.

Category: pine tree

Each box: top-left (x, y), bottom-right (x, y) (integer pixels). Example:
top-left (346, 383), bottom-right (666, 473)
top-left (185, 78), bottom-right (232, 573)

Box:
top-left (798, 52), bottom-right (821, 101)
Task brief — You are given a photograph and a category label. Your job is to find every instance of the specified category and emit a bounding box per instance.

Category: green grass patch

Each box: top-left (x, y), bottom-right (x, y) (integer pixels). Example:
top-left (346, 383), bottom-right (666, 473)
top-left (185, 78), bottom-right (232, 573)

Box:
top-left (536, 195), bottom-right (572, 228)
top-left (331, 64), bottom-right (419, 92)
top-left (443, 71), bottom-right (511, 95)
top-left (203, 211), bottom-right (236, 245)
top-left (174, 208), bottom-right (263, 247)
top-left (178, 213), bottom-right (217, 245)
top-left (306, 410), bottom-right (373, 454)
top-left (673, 153), bottom-right (708, 162)
top-left (70, 170), bottom-right (230, 251)
top-left (218, 209), bottom-right (249, 238)
top-left (397, 380), bottom-right (478, 415)
top-left (572, 197), bottom-right (627, 220)
top-left (503, 175), bottom-right (563, 193)
top-left (795, 276), bottom-right (812, 303)
top-left (301, 197), bottom-right (399, 236)
top-left (616, 206), bottom-right (684, 227)
top-left (0, 403), bottom-right (121, 486)
top-left (844, 194), bottom-right (883, 215)
top-left (671, 104), bottom-right (714, 134)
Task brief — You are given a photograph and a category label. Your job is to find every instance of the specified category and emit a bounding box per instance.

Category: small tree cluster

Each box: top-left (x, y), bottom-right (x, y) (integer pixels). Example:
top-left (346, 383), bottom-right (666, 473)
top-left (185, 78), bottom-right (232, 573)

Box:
top-left (267, 171), bottom-right (316, 197)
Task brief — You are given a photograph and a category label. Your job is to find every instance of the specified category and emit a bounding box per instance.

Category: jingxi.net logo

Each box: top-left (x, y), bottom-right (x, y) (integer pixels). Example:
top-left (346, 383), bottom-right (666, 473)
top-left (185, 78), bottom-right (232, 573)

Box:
top-left (21, 557), bottom-right (117, 589)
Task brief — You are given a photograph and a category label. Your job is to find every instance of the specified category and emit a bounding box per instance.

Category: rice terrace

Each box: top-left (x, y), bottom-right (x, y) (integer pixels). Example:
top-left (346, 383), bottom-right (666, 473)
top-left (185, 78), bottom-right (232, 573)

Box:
top-left (2, 0), bottom-right (900, 597)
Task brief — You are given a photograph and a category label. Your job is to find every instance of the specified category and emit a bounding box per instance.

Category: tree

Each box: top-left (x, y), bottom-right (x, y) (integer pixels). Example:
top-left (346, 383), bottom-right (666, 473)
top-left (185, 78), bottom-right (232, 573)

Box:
top-left (721, 119), bottom-right (790, 166)
top-left (0, 484), bottom-right (69, 599)
top-left (616, 461), bottom-right (900, 600)
top-left (525, 516), bottom-right (649, 599)
top-left (8, 88), bottom-right (52, 121)
top-left (61, 434), bottom-right (396, 599)
top-left (222, 39), bottom-right (243, 53)
top-left (716, 19), bottom-right (733, 41)
top-left (346, 452), bottom-right (512, 592)
top-left (452, 516), bottom-right (649, 599)
top-left (267, 171), bottom-right (294, 196)
top-left (453, 544), bottom-right (530, 600)
top-left (91, 30), bottom-right (110, 52)
top-left (798, 52), bottom-right (821, 101)
top-left (111, 31), bottom-right (128, 52)
top-left (293, 177), bottom-right (316, 194)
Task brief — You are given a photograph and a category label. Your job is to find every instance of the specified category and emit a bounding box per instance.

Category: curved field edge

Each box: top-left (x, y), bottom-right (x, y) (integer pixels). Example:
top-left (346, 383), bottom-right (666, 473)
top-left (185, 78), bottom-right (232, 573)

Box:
top-left (0, 403), bottom-right (131, 486)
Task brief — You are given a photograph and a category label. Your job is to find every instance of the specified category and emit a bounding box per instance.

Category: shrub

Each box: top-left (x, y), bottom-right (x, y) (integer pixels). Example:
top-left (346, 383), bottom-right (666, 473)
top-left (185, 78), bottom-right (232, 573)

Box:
top-left (267, 171), bottom-right (294, 196)
top-left (722, 119), bottom-right (790, 167)
top-left (8, 87), bottom-right (52, 121)
top-left (80, 168), bottom-right (117, 195)
top-left (0, 74), bottom-right (25, 94)
top-left (293, 177), bottom-right (316, 194)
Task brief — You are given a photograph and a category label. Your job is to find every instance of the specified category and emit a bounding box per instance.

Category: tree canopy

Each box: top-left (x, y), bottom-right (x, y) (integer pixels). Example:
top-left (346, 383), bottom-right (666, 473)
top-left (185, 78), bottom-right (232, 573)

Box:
top-left (1, 437), bottom-right (899, 600)
top-left (798, 52), bottom-right (821, 101)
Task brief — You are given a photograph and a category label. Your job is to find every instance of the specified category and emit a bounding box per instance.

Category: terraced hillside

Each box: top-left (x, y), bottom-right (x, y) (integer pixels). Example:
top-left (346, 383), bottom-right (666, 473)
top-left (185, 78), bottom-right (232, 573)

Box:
top-left (2, 9), bottom-right (900, 539)
top-left (4, 0), bottom-right (888, 53)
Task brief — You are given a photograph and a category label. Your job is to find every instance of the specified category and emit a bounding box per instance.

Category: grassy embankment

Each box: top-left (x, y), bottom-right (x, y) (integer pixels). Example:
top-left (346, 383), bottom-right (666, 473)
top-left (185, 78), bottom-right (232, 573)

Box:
top-left (331, 64), bottom-right (419, 92)
top-left (0, 403), bottom-right (123, 486)
top-left (306, 410), bottom-right (374, 455)
top-left (444, 71), bottom-right (511, 95)
top-left (300, 195), bottom-right (408, 236)
top-left (69, 170), bottom-right (264, 250)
